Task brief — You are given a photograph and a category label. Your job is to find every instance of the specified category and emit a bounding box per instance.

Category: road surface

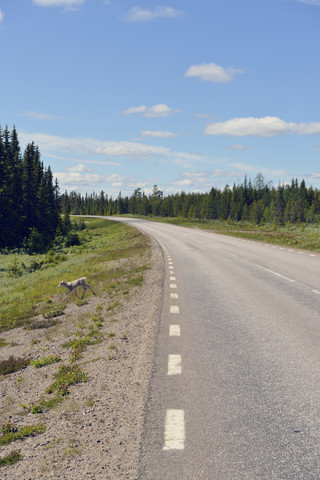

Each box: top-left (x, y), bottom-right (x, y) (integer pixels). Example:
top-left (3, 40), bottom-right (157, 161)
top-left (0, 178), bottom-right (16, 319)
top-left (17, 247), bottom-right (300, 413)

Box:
top-left (107, 217), bottom-right (320, 479)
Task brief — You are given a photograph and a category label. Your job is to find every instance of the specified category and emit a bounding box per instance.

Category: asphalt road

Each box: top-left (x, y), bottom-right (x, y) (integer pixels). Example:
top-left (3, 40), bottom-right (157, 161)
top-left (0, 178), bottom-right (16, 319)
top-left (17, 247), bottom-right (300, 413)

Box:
top-left (107, 218), bottom-right (320, 479)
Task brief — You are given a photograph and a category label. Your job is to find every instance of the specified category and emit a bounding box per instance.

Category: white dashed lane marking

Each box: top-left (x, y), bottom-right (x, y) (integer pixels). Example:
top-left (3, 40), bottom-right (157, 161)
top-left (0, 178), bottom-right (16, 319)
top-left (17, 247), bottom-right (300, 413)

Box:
top-left (170, 293), bottom-right (178, 299)
top-left (170, 284), bottom-right (177, 289)
top-left (170, 306), bottom-right (180, 314)
top-left (163, 410), bottom-right (185, 451)
top-left (167, 354), bottom-right (182, 375)
top-left (169, 325), bottom-right (181, 336)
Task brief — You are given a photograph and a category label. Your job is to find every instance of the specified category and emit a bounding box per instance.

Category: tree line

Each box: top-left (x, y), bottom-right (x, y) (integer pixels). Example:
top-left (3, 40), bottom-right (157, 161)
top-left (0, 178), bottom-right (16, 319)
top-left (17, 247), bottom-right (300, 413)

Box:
top-left (0, 126), bottom-right (69, 252)
top-left (60, 175), bottom-right (320, 225)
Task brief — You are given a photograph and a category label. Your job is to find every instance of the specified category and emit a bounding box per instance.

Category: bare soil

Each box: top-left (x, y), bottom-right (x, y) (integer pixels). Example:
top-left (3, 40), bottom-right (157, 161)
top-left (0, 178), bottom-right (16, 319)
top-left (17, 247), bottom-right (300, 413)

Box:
top-left (0, 237), bottom-right (164, 479)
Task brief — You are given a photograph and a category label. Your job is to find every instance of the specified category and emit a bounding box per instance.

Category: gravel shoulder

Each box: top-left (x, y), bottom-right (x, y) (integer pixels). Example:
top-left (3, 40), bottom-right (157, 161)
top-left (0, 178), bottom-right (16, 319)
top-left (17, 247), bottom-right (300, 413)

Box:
top-left (0, 236), bottom-right (164, 479)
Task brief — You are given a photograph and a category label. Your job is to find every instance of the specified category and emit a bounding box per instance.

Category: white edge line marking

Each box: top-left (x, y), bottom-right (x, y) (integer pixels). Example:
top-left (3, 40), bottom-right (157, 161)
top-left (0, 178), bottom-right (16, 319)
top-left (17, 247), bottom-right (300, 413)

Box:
top-left (255, 264), bottom-right (295, 283)
top-left (167, 354), bottom-right (182, 375)
top-left (170, 293), bottom-right (178, 299)
top-left (312, 290), bottom-right (320, 295)
top-left (163, 409), bottom-right (185, 450)
top-left (169, 325), bottom-right (181, 336)
top-left (170, 306), bottom-right (180, 314)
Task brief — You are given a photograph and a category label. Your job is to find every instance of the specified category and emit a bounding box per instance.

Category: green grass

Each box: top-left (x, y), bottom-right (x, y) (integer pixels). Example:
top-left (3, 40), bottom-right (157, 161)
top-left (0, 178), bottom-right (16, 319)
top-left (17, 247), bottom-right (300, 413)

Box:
top-left (0, 218), bottom-right (149, 332)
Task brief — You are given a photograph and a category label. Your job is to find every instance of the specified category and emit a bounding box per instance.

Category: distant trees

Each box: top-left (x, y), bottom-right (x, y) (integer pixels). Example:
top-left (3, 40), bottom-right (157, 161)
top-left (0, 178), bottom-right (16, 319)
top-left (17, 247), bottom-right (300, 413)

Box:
top-left (60, 176), bottom-right (320, 225)
top-left (0, 126), bottom-right (62, 251)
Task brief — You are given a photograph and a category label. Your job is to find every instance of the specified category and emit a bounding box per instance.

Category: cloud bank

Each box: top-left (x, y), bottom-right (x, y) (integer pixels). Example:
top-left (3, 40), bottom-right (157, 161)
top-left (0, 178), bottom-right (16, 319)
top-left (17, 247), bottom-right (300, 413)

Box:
top-left (204, 116), bottom-right (320, 137)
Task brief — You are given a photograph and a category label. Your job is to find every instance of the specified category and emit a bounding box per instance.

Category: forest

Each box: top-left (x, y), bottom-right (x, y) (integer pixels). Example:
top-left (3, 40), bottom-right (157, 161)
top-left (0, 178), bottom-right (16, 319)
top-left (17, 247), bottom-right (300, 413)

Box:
top-left (3, 125), bottom-right (320, 255)
top-left (0, 126), bottom-right (72, 252)
top-left (60, 176), bottom-right (320, 226)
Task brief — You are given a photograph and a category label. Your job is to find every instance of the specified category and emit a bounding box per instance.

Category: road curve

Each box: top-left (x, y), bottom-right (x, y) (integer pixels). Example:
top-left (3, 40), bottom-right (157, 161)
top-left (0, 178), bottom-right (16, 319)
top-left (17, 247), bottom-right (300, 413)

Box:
top-left (104, 217), bottom-right (320, 479)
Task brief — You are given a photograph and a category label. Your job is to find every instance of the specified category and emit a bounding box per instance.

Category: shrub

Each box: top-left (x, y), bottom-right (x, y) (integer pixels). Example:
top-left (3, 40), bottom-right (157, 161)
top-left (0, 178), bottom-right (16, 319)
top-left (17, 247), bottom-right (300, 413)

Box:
top-left (27, 319), bottom-right (59, 330)
top-left (64, 233), bottom-right (81, 247)
top-left (0, 450), bottom-right (22, 467)
top-left (0, 355), bottom-right (32, 376)
top-left (44, 307), bottom-right (65, 319)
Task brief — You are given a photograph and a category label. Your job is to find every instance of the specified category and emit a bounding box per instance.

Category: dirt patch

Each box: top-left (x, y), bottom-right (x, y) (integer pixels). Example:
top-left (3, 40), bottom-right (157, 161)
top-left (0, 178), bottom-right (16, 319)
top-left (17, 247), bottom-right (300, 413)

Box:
top-left (0, 237), bottom-right (164, 479)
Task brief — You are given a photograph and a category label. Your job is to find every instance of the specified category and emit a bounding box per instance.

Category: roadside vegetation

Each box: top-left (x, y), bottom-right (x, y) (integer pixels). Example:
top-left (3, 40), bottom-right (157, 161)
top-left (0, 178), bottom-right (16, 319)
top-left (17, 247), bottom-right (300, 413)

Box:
top-left (0, 217), bottom-right (148, 332)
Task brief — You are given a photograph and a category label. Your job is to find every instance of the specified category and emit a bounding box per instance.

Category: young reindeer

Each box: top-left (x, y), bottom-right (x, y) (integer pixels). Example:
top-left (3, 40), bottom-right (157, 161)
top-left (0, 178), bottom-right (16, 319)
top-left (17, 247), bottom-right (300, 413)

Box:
top-left (58, 277), bottom-right (96, 301)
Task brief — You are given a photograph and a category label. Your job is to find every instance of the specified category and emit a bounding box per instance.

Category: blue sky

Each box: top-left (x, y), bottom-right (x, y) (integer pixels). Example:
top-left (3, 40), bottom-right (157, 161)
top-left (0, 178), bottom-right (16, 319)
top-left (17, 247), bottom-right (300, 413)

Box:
top-left (1, 0), bottom-right (320, 196)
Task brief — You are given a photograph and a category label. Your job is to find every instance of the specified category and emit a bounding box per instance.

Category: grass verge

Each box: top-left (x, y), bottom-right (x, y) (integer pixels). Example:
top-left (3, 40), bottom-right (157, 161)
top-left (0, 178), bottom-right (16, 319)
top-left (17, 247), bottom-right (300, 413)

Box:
top-left (0, 218), bottom-right (149, 332)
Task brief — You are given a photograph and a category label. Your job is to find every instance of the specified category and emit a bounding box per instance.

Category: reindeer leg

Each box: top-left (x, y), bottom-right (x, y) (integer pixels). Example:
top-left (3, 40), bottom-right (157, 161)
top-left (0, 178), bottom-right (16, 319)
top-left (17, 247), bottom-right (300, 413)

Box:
top-left (74, 288), bottom-right (80, 299)
top-left (84, 282), bottom-right (96, 296)
top-left (81, 287), bottom-right (86, 299)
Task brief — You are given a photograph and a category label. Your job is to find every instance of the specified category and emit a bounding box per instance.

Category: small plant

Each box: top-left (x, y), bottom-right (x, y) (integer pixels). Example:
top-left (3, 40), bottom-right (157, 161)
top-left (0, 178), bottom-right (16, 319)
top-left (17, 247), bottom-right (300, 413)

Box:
top-left (31, 355), bottom-right (61, 369)
top-left (69, 344), bottom-right (84, 363)
top-left (0, 424), bottom-right (46, 446)
top-left (0, 355), bottom-right (32, 376)
top-left (44, 307), bottom-right (66, 319)
top-left (0, 338), bottom-right (8, 348)
top-left (108, 332), bottom-right (116, 338)
top-left (85, 396), bottom-right (94, 407)
top-left (20, 398), bottom-right (46, 414)
top-left (46, 364), bottom-right (87, 396)
top-left (0, 450), bottom-right (22, 467)
top-left (1, 421), bottom-right (17, 435)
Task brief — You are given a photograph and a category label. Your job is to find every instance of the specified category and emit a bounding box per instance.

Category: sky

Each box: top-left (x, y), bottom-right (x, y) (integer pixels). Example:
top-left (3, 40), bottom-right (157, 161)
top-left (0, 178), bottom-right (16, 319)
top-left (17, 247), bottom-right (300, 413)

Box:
top-left (1, 0), bottom-right (320, 197)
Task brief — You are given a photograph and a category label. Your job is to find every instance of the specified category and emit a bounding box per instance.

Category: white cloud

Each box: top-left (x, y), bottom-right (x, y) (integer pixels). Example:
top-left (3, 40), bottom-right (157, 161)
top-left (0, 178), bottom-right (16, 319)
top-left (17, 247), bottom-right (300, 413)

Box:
top-left (204, 116), bottom-right (320, 137)
top-left (19, 131), bottom-right (202, 164)
top-left (54, 169), bottom-right (126, 191)
top-left (66, 163), bottom-right (91, 173)
top-left (123, 104), bottom-right (179, 118)
top-left (45, 152), bottom-right (121, 166)
top-left (171, 169), bottom-right (237, 190)
top-left (21, 111), bottom-right (61, 121)
top-left (32, 0), bottom-right (84, 6)
top-left (124, 6), bottom-right (183, 22)
top-left (185, 62), bottom-right (244, 84)
top-left (0, 9), bottom-right (4, 23)
top-left (141, 130), bottom-right (178, 138)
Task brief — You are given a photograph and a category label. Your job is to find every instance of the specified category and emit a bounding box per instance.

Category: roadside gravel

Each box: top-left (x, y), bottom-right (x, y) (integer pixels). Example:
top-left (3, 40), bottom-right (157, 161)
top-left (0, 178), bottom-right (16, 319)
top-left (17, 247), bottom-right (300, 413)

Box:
top-left (0, 236), bottom-right (164, 479)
